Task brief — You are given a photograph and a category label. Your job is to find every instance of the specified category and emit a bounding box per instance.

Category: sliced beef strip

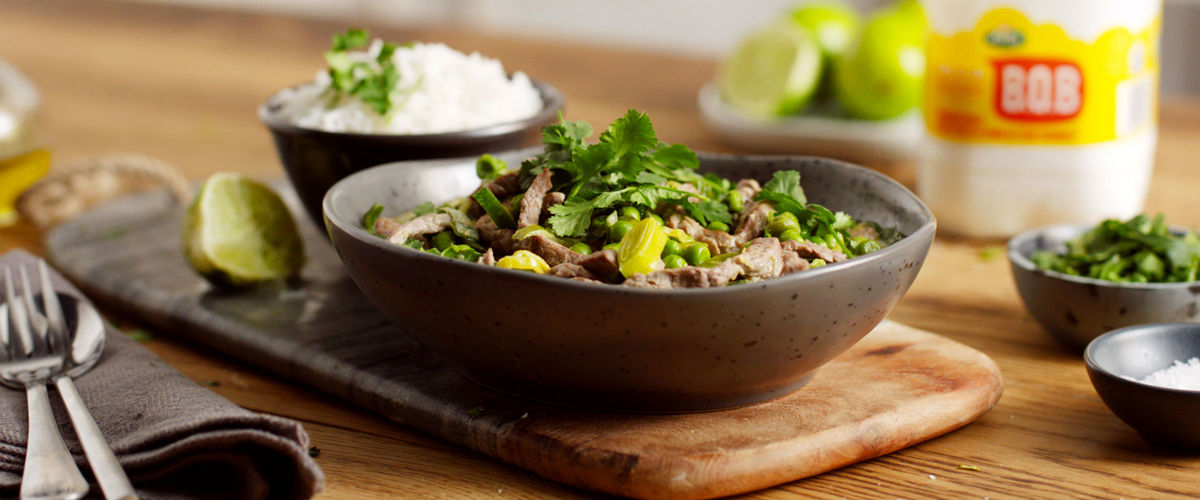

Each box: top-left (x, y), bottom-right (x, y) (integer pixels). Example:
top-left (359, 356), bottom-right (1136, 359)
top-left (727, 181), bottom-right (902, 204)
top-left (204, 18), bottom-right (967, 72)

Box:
top-left (484, 171), bottom-right (521, 199)
top-left (518, 168), bottom-right (554, 228)
top-left (385, 213), bottom-right (452, 245)
top-left (622, 259), bottom-right (744, 289)
top-left (477, 248), bottom-right (496, 266)
top-left (623, 266), bottom-right (712, 289)
top-left (731, 237), bottom-right (784, 280)
top-left (781, 251), bottom-right (810, 274)
top-left (574, 249), bottom-right (619, 278)
top-left (781, 239), bottom-right (848, 263)
top-left (541, 191), bottom-right (565, 221)
top-left (669, 215), bottom-right (740, 254)
top-left (513, 233), bottom-right (580, 267)
top-left (549, 263), bottom-right (599, 281)
top-left (732, 202), bottom-right (773, 245)
top-left (374, 217), bottom-right (402, 239)
top-left (476, 214), bottom-right (515, 254)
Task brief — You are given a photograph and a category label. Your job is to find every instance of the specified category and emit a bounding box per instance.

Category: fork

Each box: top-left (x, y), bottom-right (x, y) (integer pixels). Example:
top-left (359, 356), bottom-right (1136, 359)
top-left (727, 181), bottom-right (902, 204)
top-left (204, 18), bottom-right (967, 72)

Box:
top-left (1, 266), bottom-right (88, 500)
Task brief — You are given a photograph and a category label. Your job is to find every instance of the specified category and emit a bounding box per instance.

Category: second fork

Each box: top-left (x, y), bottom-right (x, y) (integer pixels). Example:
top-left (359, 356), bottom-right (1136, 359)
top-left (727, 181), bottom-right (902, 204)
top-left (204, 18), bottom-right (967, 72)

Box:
top-left (1, 266), bottom-right (88, 500)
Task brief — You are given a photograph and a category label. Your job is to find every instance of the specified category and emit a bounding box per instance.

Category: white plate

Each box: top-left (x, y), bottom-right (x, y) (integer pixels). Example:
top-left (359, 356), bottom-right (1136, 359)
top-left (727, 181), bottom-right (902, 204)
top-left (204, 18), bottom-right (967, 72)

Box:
top-left (697, 83), bottom-right (922, 163)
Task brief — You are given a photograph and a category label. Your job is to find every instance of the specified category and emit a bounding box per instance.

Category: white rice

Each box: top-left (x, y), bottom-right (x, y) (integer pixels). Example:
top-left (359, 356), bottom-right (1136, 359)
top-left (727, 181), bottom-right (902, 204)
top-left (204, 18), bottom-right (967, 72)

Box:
top-left (272, 41), bottom-right (543, 134)
top-left (1138, 357), bottom-right (1200, 390)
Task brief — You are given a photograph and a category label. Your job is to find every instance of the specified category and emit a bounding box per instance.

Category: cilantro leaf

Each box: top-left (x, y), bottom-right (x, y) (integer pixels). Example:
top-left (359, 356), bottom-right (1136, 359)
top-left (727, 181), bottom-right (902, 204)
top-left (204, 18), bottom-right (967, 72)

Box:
top-left (681, 200), bottom-right (733, 226)
top-left (325, 28), bottom-right (404, 115)
top-left (599, 109), bottom-right (657, 159)
top-left (546, 199), bottom-right (596, 237)
top-left (652, 143), bottom-right (699, 170)
top-left (332, 29), bottom-right (370, 51)
top-left (759, 171), bottom-right (806, 206)
top-left (560, 142), bottom-right (613, 198)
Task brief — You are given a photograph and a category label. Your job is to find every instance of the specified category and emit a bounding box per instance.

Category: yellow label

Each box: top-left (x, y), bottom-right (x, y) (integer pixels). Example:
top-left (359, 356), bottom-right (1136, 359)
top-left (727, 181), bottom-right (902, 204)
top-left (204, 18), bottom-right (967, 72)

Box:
top-left (925, 8), bottom-right (1159, 145)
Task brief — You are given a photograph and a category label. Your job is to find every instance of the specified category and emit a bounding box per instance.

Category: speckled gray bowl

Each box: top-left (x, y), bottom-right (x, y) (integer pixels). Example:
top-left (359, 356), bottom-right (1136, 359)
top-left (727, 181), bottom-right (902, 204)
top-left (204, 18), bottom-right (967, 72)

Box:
top-left (323, 149), bottom-right (936, 412)
top-left (1086, 323), bottom-right (1200, 449)
top-left (1009, 224), bottom-right (1200, 351)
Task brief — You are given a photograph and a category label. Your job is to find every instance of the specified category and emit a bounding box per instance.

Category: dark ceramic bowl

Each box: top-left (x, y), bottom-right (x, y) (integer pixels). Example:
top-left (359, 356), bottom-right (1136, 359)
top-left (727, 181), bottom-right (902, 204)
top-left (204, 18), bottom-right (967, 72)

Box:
top-left (259, 80), bottom-right (564, 227)
top-left (1086, 323), bottom-right (1200, 449)
top-left (323, 149), bottom-right (936, 412)
top-left (1009, 224), bottom-right (1200, 351)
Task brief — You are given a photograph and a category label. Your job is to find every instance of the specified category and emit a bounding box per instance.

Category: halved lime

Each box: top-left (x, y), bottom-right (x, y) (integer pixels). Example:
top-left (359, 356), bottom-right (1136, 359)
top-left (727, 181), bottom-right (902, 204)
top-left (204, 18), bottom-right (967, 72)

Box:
top-left (719, 22), bottom-right (823, 117)
top-left (183, 173), bottom-right (304, 287)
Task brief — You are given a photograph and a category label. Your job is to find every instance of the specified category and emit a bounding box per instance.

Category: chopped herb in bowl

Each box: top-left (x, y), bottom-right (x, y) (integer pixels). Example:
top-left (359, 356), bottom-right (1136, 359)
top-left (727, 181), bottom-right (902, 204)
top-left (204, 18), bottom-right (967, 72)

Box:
top-left (1031, 214), bottom-right (1200, 283)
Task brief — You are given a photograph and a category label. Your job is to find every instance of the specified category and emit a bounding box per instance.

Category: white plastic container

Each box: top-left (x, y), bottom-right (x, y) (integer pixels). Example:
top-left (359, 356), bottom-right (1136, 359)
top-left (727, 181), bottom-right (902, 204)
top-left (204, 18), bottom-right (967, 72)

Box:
top-left (918, 0), bottom-right (1161, 238)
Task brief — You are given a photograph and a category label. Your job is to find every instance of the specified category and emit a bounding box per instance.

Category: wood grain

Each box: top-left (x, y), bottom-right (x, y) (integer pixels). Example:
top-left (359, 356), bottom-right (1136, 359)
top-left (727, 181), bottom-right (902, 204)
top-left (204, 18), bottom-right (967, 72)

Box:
top-left (45, 188), bottom-right (1000, 499)
top-left (2, 0), bottom-right (1200, 498)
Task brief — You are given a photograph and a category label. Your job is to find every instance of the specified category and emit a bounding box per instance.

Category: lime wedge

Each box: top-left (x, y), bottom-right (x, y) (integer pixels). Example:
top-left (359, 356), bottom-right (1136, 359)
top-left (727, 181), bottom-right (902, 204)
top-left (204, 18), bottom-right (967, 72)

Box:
top-left (183, 173), bottom-right (304, 287)
top-left (719, 22), bottom-right (823, 117)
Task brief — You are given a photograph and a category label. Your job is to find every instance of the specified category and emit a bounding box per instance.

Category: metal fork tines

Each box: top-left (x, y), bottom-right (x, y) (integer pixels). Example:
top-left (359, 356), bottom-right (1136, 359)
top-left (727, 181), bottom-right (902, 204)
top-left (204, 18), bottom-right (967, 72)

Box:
top-left (1, 265), bottom-right (88, 500)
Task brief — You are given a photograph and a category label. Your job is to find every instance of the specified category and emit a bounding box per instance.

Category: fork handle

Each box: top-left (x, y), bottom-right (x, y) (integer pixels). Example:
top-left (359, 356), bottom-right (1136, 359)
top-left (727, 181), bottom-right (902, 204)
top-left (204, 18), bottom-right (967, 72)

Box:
top-left (21, 382), bottom-right (88, 500)
top-left (54, 377), bottom-right (138, 500)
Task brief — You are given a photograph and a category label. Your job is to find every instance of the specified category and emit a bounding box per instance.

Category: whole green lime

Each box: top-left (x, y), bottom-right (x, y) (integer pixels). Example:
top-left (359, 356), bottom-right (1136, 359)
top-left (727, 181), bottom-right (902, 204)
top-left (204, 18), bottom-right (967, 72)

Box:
top-left (789, 1), bottom-right (861, 59)
top-left (833, 6), bottom-right (925, 120)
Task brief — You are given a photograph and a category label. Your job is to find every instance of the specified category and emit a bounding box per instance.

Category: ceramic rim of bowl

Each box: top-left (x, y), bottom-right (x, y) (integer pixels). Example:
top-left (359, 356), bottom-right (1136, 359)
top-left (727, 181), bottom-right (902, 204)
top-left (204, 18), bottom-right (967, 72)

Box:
top-left (323, 152), bottom-right (938, 297)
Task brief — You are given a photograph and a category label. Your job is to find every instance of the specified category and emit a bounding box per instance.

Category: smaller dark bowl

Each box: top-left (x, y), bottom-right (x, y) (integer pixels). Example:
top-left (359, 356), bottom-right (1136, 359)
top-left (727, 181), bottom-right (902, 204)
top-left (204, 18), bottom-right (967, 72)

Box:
top-left (259, 80), bottom-right (564, 227)
top-left (1008, 224), bottom-right (1200, 350)
top-left (1085, 323), bottom-right (1200, 449)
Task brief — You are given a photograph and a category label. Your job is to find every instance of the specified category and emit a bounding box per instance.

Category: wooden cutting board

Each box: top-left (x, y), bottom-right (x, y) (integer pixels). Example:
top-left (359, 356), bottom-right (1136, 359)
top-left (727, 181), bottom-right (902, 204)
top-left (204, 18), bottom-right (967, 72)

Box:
top-left (44, 188), bottom-right (1003, 499)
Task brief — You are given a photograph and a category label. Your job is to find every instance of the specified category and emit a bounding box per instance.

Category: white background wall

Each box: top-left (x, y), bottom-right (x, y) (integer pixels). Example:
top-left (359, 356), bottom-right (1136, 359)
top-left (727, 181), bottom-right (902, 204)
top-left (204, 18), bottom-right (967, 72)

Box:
top-left (139, 0), bottom-right (1200, 94)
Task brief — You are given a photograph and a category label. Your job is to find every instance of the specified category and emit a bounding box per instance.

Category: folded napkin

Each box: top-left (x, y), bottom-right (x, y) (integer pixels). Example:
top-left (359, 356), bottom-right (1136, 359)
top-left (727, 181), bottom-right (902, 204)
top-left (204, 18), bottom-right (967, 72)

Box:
top-left (0, 250), bottom-right (323, 500)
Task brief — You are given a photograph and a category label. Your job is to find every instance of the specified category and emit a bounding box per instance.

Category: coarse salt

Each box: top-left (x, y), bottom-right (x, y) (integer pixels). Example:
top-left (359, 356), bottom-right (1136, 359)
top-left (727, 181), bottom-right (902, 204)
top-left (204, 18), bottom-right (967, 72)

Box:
top-left (273, 41), bottom-right (542, 134)
top-left (1138, 357), bottom-right (1200, 390)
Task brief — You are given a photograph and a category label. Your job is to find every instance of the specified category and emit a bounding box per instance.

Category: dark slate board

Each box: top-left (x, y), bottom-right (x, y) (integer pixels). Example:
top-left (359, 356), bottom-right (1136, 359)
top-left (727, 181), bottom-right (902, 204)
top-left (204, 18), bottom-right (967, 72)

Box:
top-left (44, 187), bottom-right (1003, 499)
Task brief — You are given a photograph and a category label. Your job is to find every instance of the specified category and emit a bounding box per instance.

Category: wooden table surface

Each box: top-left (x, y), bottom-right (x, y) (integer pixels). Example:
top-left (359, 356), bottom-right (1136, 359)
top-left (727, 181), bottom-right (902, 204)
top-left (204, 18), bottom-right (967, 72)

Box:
top-left (4, 1), bottom-right (1200, 498)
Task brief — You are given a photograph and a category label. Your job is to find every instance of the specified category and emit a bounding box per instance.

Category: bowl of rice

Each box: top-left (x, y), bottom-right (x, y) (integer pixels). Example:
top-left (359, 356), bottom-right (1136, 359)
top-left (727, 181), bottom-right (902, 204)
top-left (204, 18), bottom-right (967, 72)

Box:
top-left (259, 30), bottom-right (564, 226)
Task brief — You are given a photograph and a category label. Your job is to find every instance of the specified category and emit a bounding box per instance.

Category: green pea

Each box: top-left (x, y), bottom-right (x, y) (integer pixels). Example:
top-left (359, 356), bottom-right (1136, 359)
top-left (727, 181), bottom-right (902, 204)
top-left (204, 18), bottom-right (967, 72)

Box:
top-left (663, 254), bottom-right (688, 269)
top-left (569, 242), bottom-right (592, 255)
top-left (603, 242), bottom-right (621, 251)
top-left (609, 220), bottom-right (635, 242)
top-left (431, 230), bottom-right (455, 251)
top-left (768, 212), bottom-right (801, 236)
top-left (707, 221), bottom-right (730, 232)
top-left (662, 239), bottom-right (683, 257)
top-left (726, 190), bottom-right (744, 212)
top-left (779, 229), bottom-right (803, 242)
top-left (811, 258), bottom-right (827, 268)
top-left (619, 206), bottom-right (642, 221)
top-left (475, 154), bottom-right (506, 180)
top-left (853, 238), bottom-right (882, 255)
top-left (682, 242), bottom-right (711, 266)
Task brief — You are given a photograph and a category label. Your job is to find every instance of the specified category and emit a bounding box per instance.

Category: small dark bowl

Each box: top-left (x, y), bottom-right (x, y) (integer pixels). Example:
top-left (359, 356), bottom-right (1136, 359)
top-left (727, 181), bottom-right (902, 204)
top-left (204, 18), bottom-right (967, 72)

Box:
top-left (1086, 323), bottom-right (1200, 449)
top-left (323, 150), bottom-right (936, 412)
top-left (1009, 224), bottom-right (1200, 350)
top-left (260, 80), bottom-right (564, 227)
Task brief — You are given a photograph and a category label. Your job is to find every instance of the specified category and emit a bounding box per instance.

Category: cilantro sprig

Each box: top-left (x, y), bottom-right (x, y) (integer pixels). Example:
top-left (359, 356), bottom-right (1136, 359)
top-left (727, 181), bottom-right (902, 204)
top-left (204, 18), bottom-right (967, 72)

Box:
top-left (534, 110), bottom-right (732, 237)
top-left (324, 28), bottom-right (406, 115)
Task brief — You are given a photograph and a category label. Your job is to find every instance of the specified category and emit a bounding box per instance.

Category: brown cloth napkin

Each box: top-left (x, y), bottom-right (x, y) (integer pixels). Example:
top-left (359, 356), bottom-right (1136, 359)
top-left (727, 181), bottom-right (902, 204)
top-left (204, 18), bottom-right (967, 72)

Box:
top-left (0, 250), bottom-right (324, 499)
